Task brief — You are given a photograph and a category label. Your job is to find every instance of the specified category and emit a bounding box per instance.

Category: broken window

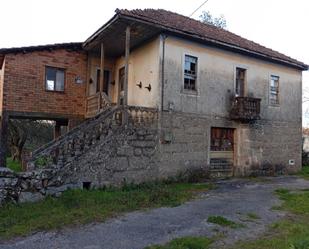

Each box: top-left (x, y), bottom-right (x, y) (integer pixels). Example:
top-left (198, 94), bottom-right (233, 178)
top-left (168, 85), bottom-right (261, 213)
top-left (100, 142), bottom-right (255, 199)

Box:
top-left (210, 127), bottom-right (234, 151)
top-left (45, 66), bottom-right (65, 92)
top-left (269, 75), bottom-right (279, 105)
top-left (184, 55), bottom-right (197, 91)
top-left (235, 67), bottom-right (246, 96)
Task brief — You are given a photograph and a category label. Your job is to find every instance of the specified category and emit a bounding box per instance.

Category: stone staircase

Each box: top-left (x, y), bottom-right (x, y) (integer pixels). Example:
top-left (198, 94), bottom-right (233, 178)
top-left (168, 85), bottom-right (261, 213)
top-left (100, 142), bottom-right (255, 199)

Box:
top-left (209, 161), bottom-right (234, 179)
top-left (27, 105), bottom-right (159, 172)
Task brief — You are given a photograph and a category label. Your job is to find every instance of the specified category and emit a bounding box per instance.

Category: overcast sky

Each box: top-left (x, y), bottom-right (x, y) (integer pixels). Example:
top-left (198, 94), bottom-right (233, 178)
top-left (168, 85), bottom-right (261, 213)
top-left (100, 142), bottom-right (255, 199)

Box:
top-left (1, 0), bottom-right (308, 125)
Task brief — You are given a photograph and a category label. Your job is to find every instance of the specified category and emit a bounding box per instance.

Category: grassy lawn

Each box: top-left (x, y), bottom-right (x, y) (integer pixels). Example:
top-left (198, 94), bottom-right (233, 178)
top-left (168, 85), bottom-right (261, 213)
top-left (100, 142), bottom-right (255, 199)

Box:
top-left (0, 182), bottom-right (213, 240)
top-left (231, 188), bottom-right (309, 249)
top-left (6, 157), bottom-right (22, 172)
top-left (145, 237), bottom-right (213, 249)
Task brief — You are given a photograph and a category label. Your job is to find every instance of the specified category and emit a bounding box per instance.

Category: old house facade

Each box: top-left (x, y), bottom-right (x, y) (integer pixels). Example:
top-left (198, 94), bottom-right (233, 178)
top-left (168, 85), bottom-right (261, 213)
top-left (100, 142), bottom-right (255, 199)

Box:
top-left (0, 9), bottom-right (308, 201)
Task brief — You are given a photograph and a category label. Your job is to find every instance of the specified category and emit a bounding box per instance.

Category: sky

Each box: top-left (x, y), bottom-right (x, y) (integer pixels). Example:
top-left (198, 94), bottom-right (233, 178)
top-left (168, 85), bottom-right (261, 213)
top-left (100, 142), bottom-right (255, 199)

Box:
top-left (1, 0), bottom-right (308, 124)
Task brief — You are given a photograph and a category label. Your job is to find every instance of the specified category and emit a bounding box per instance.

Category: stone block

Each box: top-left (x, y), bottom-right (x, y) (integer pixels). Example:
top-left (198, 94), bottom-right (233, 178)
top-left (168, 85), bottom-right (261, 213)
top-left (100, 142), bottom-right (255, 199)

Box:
top-left (19, 191), bottom-right (44, 203)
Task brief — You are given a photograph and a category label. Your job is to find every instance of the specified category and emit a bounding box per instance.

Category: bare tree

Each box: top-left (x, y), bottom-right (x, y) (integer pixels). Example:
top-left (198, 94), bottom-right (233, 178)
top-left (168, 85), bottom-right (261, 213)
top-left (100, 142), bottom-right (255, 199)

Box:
top-left (8, 119), bottom-right (54, 162)
top-left (200, 11), bottom-right (227, 29)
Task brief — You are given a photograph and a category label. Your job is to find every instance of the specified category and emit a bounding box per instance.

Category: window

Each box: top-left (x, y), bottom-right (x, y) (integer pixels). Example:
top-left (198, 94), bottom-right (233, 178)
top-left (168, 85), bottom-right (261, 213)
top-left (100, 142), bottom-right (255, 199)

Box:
top-left (96, 69), bottom-right (110, 94)
top-left (235, 67), bottom-right (246, 96)
top-left (184, 55), bottom-right (197, 91)
top-left (96, 69), bottom-right (100, 93)
top-left (269, 75), bottom-right (279, 105)
top-left (210, 127), bottom-right (234, 151)
top-left (45, 66), bottom-right (65, 91)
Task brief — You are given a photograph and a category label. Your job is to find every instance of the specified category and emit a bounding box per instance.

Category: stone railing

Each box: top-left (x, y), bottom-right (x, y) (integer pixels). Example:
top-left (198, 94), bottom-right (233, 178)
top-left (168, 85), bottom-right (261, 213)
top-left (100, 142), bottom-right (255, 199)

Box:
top-left (28, 105), bottom-right (158, 170)
top-left (101, 92), bottom-right (112, 112)
top-left (230, 96), bottom-right (261, 121)
top-left (114, 106), bottom-right (158, 127)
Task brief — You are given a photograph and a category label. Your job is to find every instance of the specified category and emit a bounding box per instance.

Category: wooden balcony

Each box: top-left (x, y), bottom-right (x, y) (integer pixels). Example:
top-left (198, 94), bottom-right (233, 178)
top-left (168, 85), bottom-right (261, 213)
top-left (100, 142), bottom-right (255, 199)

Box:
top-left (230, 96), bottom-right (261, 121)
top-left (85, 92), bottom-right (112, 118)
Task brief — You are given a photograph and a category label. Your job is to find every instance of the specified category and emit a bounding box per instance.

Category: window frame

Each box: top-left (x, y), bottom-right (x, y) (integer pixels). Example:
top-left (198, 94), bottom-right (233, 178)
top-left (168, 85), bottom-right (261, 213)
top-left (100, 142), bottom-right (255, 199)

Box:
top-left (233, 65), bottom-right (248, 97)
top-left (269, 74), bottom-right (280, 106)
top-left (45, 66), bottom-right (66, 93)
top-left (182, 54), bottom-right (199, 94)
top-left (235, 67), bottom-right (247, 97)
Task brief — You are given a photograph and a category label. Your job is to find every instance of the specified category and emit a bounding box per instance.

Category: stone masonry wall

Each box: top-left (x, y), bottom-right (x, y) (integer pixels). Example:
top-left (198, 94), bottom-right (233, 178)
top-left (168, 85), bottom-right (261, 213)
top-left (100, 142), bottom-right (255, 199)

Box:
top-left (158, 111), bottom-right (301, 178)
top-left (0, 106), bottom-right (159, 205)
top-left (0, 107), bottom-right (301, 205)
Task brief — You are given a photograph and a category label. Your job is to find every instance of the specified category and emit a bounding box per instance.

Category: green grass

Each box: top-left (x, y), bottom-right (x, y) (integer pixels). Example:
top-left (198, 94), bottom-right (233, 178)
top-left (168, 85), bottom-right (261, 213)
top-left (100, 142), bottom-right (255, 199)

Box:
top-left (6, 157), bottom-right (22, 172)
top-left (298, 165), bottom-right (309, 180)
top-left (0, 182), bottom-right (213, 240)
top-left (207, 215), bottom-right (244, 229)
top-left (230, 188), bottom-right (309, 249)
top-left (145, 236), bottom-right (213, 249)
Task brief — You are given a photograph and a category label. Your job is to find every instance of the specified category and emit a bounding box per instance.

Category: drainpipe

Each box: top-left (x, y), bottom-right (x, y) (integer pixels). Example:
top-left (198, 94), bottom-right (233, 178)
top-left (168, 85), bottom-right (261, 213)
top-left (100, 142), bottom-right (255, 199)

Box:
top-left (161, 34), bottom-right (167, 111)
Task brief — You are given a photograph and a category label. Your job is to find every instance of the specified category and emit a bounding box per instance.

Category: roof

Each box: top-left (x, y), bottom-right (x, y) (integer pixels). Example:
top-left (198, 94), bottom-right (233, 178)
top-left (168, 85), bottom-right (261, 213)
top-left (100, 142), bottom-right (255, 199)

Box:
top-left (114, 9), bottom-right (308, 70)
top-left (0, 42), bottom-right (83, 55)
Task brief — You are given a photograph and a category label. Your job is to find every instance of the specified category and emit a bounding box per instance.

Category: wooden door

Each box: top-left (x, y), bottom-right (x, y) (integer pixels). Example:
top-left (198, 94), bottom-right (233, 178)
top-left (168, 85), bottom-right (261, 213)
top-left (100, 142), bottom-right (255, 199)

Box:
top-left (210, 127), bottom-right (234, 169)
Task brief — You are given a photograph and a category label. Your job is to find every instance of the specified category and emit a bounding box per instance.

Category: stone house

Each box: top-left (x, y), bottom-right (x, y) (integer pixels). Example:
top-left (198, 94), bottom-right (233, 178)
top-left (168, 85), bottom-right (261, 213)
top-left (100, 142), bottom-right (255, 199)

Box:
top-left (0, 9), bottom-right (308, 193)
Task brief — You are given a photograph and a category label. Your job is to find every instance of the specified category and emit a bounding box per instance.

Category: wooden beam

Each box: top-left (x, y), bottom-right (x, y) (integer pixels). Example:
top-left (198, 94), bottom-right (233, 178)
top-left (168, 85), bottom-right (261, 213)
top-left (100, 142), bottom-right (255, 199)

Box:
top-left (0, 111), bottom-right (8, 167)
top-left (99, 43), bottom-right (105, 110)
top-left (86, 52), bottom-right (91, 97)
top-left (124, 26), bottom-right (130, 106)
top-left (54, 121), bottom-right (61, 139)
top-left (123, 26), bottom-right (131, 124)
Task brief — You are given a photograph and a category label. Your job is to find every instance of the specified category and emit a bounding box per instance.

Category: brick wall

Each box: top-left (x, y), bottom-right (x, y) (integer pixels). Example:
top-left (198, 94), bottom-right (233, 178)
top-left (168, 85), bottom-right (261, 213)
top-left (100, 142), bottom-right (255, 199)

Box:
top-left (0, 59), bottom-right (5, 112)
top-left (2, 49), bottom-right (87, 119)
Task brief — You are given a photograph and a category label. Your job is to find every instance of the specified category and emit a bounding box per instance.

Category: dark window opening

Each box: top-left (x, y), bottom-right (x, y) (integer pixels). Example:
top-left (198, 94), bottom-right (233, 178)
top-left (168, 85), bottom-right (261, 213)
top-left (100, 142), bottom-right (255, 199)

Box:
top-left (270, 75), bottom-right (279, 105)
top-left (45, 66), bottom-right (65, 92)
top-left (235, 67), bottom-right (246, 96)
top-left (96, 69), bottom-right (100, 93)
top-left (96, 69), bottom-right (110, 95)
top-left (83, 182), bottom-right (91, 190)
top-left (184, 55), bottom-right (197, 91)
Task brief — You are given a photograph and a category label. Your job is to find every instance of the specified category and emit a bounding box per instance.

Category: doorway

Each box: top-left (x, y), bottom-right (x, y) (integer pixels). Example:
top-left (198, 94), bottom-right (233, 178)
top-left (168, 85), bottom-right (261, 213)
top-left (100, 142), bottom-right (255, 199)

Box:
top-left (118, 67), bottom-right (125, 105)
top-left (235, 67), bottom-right (246, 97)
top-left (210, 127), bottom-right (234, 170)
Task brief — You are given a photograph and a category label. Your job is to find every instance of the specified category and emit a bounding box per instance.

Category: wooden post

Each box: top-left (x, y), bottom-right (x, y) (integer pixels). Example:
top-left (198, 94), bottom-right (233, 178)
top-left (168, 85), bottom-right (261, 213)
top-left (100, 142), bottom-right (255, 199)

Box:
top-left (85, 52), bottom-right (91, 116)
top-left (0, 111), bottom-right (8, 167)
top-left (86, 52), bottom-right (91, 98)
top-left (123, 26), bottom-right (131, 124)
top-left (99, 43), bottom-right (105, 111)
top-left (54, 121), bottom-right (61, 139)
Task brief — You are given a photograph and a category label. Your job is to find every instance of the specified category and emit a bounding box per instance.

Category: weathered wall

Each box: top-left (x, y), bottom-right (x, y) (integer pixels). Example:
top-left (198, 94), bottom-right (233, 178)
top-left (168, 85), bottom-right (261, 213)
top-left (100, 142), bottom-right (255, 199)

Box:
top-left (2, 49), bottom-right (87, 119)
top-left (159, 111), bottom-right (301, 178)
top-left (0, 59), bottom-right (4, 112)
top-left (114, 37), bottom-right (161, 108)
top-left (163, 36), bottom-right (302, 120)
top-left (160, 35), bottom-right (302, 175)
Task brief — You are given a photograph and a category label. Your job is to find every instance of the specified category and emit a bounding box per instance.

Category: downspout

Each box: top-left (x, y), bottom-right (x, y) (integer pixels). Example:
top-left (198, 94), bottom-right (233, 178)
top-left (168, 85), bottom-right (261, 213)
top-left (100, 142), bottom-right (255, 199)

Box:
top-left (161, 34), bottom-right (167, 111)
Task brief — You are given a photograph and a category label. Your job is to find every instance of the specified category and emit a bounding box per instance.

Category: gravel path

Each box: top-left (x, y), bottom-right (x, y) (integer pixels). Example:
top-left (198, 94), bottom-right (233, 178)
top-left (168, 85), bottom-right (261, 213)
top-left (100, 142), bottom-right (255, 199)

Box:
top-left (1, 176), bottom-right (309, 249)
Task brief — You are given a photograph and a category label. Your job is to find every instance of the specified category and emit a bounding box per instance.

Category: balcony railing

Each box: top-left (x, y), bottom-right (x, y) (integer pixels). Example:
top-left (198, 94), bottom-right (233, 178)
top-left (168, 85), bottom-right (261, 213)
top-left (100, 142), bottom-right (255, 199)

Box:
top-left (230, 96), bottom-right (261, 121)
top-left (86, 92), bottom-right (112, 118)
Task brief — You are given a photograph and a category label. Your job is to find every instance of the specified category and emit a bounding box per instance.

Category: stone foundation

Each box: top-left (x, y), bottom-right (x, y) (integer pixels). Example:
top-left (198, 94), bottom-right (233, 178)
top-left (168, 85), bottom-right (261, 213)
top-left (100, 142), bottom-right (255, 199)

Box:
top-left (0, 108), bottom-right (302, 205)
